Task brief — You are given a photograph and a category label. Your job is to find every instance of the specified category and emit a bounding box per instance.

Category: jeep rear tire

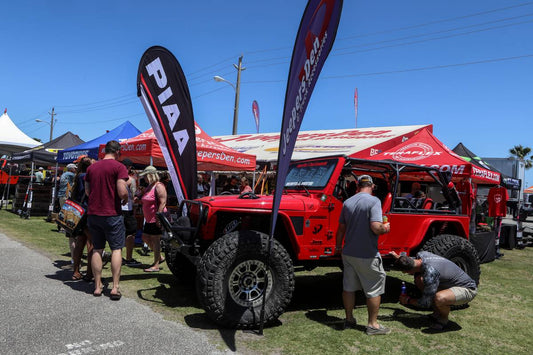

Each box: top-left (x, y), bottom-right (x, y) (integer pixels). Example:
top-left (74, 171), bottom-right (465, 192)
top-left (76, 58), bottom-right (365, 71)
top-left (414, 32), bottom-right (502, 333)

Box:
top-left (422, 234), bottom-right (481, 285)
top-left (196, 230), bottom-right (295, 329)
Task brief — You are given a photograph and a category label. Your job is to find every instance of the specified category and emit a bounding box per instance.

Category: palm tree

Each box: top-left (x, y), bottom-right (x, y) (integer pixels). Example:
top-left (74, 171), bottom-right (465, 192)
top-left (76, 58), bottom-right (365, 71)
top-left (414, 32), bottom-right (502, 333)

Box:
top-left (509, 145), bottom-right (533, 169)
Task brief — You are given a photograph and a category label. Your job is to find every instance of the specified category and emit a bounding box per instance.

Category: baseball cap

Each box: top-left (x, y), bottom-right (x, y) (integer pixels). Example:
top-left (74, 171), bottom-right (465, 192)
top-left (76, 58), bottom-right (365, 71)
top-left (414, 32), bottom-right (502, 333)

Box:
top-left (67, 163), bottom-right (77, 170)
top-left (73, 154), bottom-right (88, 163)
top-left (38, 167), bottom-right (44, 170)
top-left (122, 158), bottom-right (133, 167)
top-left (357, 175), bottom-right (373, 184)
top-left (139, 165), bottom-right (157, 177)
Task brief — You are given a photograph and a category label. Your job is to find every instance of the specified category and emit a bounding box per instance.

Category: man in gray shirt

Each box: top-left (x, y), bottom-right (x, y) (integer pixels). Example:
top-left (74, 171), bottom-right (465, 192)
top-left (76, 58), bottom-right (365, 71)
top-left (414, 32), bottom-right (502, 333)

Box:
top-left (335, 175), bottom-right (391, 335)
top-left (392, 250), bottom-right (478, 330)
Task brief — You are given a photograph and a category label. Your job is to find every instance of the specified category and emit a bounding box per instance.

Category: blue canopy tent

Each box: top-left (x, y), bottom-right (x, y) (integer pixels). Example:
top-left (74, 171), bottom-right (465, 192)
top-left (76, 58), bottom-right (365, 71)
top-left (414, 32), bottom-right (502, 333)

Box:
top-left (57, 121), bottom-right (141, 164)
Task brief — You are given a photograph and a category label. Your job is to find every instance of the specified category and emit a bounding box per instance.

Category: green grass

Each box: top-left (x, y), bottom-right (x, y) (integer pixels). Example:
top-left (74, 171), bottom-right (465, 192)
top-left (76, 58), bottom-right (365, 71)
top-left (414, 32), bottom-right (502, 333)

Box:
top-left (1, 208), bottom-right (532, 354)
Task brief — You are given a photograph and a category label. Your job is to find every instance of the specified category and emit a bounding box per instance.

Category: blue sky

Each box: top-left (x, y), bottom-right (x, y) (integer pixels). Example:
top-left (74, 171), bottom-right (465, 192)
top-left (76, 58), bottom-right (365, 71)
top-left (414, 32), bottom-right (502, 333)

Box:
top-left (2, 1), bottom-right (533, 184)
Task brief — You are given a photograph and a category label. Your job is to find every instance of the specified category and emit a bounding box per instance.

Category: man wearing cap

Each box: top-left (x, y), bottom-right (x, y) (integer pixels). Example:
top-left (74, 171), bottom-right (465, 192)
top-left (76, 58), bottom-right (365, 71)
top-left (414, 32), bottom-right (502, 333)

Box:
top-left (34, 167), bottom-right (44, 183)
top-left (335, 174), bottom-right (391, 335)
top-left (391, 250), bottom-right (477, 330)
top-left (121, 158), bottom-right (141, 267)
top-left (85, 140), bottom-right (129, 299)
top-left (58, 163), bottom-right (77, 207)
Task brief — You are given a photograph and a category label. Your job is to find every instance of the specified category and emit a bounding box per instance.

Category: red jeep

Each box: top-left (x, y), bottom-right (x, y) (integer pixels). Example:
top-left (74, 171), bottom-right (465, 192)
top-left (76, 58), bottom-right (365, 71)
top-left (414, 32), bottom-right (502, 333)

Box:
top-left (159, 156), bottom-right (480, 329)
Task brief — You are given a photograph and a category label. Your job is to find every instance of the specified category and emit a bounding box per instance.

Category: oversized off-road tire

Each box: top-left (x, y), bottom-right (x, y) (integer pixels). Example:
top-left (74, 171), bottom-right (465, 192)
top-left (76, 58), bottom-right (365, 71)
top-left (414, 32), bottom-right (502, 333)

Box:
top-left (422, 234), bottom-right (481, 285)
top-left (196, 230), bottom-right (295, 329)
top-left (165, 246), bottom-right (196, 283)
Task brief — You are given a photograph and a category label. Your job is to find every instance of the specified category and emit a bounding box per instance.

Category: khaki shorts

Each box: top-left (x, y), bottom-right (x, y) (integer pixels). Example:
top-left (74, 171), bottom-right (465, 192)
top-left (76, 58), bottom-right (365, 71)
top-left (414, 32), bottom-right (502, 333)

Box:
top-left (342, 254), bottom-right (386, 298)
top-left (450, 287), bottom-right (477, 305)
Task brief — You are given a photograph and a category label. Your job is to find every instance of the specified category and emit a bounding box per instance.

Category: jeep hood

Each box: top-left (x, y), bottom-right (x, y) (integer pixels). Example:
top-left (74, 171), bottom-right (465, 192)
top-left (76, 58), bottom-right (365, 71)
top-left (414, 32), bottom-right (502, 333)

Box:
top-left (198, 193), bottom-right (319, 212)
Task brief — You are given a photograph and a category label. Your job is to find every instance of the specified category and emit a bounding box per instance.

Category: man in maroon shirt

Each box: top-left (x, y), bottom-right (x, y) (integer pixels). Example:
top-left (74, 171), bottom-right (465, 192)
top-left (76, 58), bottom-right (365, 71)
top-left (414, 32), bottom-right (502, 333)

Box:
top-left (85, 140), bottom-right (129, 299)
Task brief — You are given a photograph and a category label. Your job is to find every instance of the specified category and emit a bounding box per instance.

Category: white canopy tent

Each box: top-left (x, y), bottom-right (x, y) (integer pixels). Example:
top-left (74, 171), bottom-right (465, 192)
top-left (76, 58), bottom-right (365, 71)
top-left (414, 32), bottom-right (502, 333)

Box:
top-left (214, 124), bottom-right (432, 162)
top-left (0, 110), bottom-right (41, 156)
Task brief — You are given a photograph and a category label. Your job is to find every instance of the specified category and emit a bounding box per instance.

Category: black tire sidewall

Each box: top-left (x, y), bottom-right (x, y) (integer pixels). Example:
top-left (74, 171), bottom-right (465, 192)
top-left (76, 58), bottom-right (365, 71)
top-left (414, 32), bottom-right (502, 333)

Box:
top-left (197, 230), bottom-right (294, 329)
top-left (422, 234), bottom-right (481, 285)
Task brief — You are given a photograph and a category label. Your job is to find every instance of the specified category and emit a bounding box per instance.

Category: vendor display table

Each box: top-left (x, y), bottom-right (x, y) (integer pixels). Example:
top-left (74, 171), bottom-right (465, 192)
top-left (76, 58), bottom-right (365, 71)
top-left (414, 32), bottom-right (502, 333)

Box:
top-left (12, 181), bottom-right (54, 216)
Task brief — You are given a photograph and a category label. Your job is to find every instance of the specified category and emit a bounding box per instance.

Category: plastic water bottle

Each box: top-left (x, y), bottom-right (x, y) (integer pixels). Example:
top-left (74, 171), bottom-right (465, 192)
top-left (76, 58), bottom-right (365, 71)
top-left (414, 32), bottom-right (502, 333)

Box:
top-left (401, 281), bottom-right (407, 296)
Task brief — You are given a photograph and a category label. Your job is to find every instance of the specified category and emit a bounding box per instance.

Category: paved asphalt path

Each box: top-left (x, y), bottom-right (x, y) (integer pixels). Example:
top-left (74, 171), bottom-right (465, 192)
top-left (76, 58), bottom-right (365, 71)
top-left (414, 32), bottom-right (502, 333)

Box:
top-left (0, 232), bottom-right (226, 355)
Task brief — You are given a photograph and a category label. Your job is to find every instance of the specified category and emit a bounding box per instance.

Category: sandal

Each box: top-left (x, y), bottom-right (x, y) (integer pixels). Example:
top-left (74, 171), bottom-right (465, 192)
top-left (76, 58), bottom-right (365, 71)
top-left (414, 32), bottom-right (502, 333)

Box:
top-left (72, 272), bottom-right (83, 281)
top-left (93, 287), bottom-right (104, 297)
top-left (427, 313), bottom-right (440, 322)
top-left (430, 320), bottom-right (448, 331)
top-left (144, 267), bottom-right (160, 273)
top-left (110, 291), bottom-right (122, 301)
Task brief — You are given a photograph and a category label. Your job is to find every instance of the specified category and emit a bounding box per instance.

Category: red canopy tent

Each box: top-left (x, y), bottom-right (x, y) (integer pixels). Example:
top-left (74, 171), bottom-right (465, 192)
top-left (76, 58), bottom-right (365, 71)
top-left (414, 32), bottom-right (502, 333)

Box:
top-left (98, 123), bottom-right (256, 171)
top-left (367, 128), bottom-right (501, 185)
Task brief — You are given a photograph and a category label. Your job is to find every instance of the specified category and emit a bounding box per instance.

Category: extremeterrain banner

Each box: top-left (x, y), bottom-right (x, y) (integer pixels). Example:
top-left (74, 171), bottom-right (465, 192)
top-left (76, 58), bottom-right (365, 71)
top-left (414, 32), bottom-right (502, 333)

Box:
top-left (270, 0), bottom-right (343, 236)
top-left (137, 46), bottom-right (197, 202)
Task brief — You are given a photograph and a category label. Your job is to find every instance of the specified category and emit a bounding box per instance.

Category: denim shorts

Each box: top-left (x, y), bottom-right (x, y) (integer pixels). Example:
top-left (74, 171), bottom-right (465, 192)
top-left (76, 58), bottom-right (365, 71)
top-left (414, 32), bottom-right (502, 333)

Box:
top-left (88, 215), bottom-right (125, 250)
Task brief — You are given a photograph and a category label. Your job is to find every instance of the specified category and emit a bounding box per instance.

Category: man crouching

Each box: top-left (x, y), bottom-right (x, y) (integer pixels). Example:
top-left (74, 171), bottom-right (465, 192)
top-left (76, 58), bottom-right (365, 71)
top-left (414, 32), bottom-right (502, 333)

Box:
top-left (390, 251), bottom-right (478, 330)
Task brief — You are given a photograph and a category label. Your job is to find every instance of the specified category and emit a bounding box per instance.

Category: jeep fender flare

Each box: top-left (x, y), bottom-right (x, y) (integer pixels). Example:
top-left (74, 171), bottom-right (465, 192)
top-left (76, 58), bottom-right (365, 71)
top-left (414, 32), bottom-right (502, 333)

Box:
top-left (410, 218), bottom-right (468, 251)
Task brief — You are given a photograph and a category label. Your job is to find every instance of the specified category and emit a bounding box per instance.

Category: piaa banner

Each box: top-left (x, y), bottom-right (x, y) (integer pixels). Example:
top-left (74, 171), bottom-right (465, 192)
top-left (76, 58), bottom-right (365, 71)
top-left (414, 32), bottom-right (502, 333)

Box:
top-left (137, 46), bottom-right (197, 202)
top-left (252, 100), bottom-right (260, 133)
top-left (270, 0), bottom-right (343, 237)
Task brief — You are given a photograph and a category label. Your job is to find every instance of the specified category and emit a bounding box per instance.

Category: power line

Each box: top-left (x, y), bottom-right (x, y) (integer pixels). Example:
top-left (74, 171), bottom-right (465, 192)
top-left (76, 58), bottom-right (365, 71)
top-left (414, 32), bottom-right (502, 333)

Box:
top-left (242, 2), bottom-right (533, 65)
top-left (59, 97), bottom-right (139, 114)
top-left (25, 3), bottom-right (533, 116)
top-left (244, 14), bottom-right (533, 68)
top-left (59, 112), bottom-right (145, 125)
top-left (54, 93), bottom-right (134, 109)
top-left (335, 12), bottom-right (533, 52)
top-left (338, 1), bottom-right (533, 41)
top-left (244, 54), bottom-right (533, 83)
top-left (335, 18), bottom-right (533, 57)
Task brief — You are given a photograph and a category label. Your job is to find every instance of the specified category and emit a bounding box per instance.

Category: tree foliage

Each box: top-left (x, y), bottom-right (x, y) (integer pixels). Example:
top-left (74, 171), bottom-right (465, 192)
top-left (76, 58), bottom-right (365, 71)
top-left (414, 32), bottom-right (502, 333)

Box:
top-left (509, 144), bottom-right (533, 169)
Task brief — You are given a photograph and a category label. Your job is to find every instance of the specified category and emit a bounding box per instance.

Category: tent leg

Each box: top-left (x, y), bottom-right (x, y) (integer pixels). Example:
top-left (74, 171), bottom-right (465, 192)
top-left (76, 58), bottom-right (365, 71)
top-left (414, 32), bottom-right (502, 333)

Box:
top-left (46, 162), bottom-right (59, 222)
top-left (26, 162), bottom-right (35, 219)
top-left (209, 171), bottom-right (215, 196)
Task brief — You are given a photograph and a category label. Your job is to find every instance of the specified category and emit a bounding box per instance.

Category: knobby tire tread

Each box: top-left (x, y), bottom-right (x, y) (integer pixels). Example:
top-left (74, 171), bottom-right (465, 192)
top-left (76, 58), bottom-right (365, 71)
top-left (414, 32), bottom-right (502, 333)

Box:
top-left (197, 230), bottom-right (295, 329)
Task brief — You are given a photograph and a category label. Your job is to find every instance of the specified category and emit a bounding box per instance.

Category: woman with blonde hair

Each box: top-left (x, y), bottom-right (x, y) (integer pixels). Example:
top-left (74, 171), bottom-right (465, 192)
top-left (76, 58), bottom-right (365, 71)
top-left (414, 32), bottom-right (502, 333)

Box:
top-left (137, 166), bottom-right (167, 272)
top-left (240, 177), bottom-right (253, 194)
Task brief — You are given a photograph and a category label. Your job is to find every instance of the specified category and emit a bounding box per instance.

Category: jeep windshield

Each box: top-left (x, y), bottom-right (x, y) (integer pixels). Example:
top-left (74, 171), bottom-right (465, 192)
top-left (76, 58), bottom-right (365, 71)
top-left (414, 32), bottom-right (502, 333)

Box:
top-left (285, 159), bottom-right (337, 190)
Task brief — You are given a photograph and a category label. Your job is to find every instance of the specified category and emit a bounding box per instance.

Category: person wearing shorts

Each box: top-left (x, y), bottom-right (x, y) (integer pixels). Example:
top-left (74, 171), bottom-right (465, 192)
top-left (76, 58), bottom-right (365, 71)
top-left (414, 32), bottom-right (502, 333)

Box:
top-left (85, 140), bottom-right (129, 299)
top-left (138, 165), bottom-right (167, 273)
top-left (121, 159), bottom-right (141, 267)
top-left (392, 250), bottom-right (478, 330)
top-left (335, 175), bottom-right (391, 335)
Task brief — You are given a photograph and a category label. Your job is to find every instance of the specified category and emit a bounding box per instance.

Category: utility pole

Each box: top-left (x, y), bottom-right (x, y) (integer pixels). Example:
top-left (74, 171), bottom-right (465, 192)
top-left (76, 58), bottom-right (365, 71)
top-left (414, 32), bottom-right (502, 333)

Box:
top-left (48, 107), bottom-right (55, 142)
top-left (213, 55), bottom-right (245, 135)
top-left (233, 55), bottom-right (245, 135)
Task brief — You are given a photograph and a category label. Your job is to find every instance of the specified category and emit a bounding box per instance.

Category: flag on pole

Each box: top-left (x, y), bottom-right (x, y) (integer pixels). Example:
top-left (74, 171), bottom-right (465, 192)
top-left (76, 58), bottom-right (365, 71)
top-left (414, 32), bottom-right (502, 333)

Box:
top-left (252, 100), bottom-right (260, 134)
top-left (137, 46), bottom-right (198, 203)
top-left (270, 0), bottom-right (343, 238)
